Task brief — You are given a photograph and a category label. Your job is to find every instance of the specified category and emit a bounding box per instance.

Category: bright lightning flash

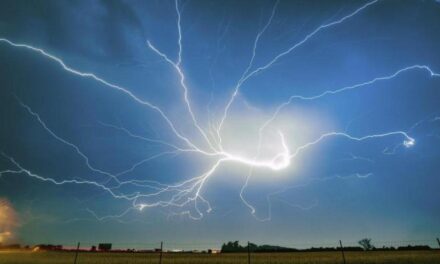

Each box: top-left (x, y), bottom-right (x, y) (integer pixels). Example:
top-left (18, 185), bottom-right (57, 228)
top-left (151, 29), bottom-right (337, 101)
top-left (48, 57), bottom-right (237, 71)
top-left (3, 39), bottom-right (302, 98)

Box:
top-left (0, 0), bottom-right (438, 221)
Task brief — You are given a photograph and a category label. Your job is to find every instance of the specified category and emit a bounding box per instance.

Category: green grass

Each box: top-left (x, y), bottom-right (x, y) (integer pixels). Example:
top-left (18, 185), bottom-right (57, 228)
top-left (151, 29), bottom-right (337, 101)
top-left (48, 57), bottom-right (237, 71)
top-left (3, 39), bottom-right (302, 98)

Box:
top-left (0, 250), bottom-right (439, 264)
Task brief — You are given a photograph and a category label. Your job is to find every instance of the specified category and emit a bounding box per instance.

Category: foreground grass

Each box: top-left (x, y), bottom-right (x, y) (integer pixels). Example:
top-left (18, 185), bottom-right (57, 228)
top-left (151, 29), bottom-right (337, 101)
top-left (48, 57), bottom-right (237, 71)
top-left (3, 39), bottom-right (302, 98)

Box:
top-left (0, 250), bottom-right (439, 264)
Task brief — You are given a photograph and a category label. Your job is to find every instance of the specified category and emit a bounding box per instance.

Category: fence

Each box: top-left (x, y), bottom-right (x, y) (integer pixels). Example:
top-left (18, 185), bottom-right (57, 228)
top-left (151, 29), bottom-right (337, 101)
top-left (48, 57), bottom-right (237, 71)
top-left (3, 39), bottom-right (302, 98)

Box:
top-left (26, 238), bottom-right (440, 264)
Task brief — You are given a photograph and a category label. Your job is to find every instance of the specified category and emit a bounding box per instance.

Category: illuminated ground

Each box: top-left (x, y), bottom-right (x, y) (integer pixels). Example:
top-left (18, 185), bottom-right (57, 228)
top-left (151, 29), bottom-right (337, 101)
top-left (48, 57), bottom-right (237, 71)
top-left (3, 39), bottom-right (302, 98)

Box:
top-left (0, 251), bottom-right (439, 264)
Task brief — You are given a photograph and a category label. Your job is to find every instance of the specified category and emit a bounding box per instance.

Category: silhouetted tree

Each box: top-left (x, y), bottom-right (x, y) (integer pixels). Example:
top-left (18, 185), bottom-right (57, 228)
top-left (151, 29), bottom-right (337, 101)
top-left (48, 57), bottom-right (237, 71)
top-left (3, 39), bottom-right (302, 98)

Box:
top-left (358, 238), bottom-right (374, 251)
top-left (221, 241), bottom-right (299, 253)
top-left (221, 241), bottom-right (246, 252)
top-left (248, 242), bottom-right (258, 252)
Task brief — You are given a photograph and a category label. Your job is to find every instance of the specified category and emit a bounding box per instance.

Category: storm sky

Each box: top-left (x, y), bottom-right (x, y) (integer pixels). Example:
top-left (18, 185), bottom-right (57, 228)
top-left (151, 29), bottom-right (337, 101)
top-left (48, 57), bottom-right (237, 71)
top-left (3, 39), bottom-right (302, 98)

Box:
top-left (0, 0), bottom-right (440, 249)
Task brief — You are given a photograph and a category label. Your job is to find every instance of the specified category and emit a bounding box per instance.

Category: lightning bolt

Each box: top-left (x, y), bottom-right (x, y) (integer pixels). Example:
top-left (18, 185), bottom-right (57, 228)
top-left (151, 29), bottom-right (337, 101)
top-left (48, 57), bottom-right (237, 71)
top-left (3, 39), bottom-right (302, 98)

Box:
top-left (260, 65), bottom-right (440, 130)
top-left (0, 37), bottom-right (206, 154)
top-left (217, 0), bottom-right (379, 137)
top-left (0, 0), bottom-right (439, 221)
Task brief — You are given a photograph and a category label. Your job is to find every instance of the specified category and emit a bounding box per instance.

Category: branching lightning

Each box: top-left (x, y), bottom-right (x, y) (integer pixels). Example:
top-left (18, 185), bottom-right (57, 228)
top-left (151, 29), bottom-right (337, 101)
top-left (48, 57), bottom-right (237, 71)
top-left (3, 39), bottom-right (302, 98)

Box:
top-left (217, 0), bottom-right (379, 137)
top-left (0, 0), bottom-right (439, 221)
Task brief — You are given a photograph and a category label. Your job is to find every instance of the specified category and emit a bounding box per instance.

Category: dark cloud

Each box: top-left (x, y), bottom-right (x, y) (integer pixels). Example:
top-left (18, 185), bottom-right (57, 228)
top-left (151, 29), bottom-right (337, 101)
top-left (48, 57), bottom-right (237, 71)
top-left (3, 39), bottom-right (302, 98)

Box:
top-left (0, 0), bottom-right (145, 61)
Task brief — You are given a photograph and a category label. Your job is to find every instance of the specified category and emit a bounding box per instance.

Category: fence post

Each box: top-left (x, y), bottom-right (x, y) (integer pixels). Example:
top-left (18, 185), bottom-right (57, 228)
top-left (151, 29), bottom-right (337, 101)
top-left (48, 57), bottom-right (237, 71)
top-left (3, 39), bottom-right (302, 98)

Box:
top-left (247, 241), bottom-right (251, 264)
top-left (73, 242), bottom-right (80, 264)
top-left (436, 238), bottom-right (440, 248)
top-left (159, 241), bottom-right (163, 264)
top-left (339, 240), bottom-right (346, 264)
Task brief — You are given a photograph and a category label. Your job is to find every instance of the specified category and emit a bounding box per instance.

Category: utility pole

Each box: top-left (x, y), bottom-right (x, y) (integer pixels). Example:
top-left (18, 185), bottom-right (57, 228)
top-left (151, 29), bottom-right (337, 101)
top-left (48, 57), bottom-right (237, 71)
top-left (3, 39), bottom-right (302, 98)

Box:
top-left (247, 241), bottom-right (251, 264)
top-left (339, 240), bottom-right (346, 264)
top-left (159, 241), bottom-right (163, 264)
top-left (73, 242), bottom-right (80, 264)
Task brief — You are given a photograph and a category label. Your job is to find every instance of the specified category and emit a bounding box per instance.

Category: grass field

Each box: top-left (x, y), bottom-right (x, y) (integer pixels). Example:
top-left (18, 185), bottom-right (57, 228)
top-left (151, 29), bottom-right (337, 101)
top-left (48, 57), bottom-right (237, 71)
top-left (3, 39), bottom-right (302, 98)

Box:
top-left (0, 250), bottom-right (439, 264)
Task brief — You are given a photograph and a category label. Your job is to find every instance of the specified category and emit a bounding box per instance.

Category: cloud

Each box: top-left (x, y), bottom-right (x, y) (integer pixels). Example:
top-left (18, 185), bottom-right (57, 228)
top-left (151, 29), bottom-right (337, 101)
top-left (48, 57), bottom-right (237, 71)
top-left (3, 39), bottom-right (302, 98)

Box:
top-left (0, 198), bottom-right (19, 244)
top-left (0, 0), bottom-right (145, 62)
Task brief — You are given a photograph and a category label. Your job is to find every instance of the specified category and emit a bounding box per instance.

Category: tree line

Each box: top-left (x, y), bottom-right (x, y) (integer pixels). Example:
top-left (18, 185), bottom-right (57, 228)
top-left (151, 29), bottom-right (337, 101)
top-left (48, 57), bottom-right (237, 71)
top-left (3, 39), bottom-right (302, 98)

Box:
top-left (220, 239), bottom-right (433, 253)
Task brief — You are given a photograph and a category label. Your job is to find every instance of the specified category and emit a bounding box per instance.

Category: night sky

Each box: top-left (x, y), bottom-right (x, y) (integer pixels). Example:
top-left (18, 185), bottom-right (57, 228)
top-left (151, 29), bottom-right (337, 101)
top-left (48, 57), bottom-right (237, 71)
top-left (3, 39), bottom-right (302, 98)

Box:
top-left (0, 0), bottom-right (440, 250)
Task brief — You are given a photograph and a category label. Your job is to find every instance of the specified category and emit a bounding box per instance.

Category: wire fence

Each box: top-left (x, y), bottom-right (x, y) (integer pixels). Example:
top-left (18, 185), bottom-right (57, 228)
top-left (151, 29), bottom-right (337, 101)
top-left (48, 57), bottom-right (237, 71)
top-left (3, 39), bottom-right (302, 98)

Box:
top-left (5, 238), bottom-right (439, 264)
top-left (45, 238), bottom-right (440, 252)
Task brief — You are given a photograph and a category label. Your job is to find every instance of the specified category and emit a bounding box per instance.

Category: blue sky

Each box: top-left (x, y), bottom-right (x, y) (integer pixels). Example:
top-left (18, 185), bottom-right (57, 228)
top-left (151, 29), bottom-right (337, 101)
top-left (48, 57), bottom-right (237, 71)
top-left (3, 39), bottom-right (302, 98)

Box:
top-left (0, 0), bottom-right (440, 249)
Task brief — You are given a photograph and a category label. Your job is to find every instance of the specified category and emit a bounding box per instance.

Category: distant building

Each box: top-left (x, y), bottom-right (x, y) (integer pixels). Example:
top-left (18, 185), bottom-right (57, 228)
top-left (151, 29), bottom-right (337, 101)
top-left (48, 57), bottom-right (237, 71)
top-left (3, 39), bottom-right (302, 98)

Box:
top-left (208, 249), bottom-right (220, 254)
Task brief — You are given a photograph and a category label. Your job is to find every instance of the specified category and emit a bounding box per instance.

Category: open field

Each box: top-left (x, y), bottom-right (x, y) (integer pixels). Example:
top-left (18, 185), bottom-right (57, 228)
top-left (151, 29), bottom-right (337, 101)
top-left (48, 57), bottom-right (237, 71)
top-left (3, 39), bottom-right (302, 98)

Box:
top-left (0, 251), bottom-right (439, 264)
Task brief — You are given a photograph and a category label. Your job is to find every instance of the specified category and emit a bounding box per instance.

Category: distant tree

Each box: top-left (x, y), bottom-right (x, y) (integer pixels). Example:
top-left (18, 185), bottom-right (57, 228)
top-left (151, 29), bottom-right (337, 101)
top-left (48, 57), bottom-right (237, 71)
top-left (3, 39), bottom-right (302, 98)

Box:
top-left (248, 242), bottom-right (258, 252)
top-left (358, 238), bottom-right (374, 251)
top-left (90, 245), bottom-right (97, 252)
top-left (221, 241), bottom-right (246, 252)
top-left (232, 241), bottom-right (239, 248)
top-left (98, 243), bottom-right (112, 251)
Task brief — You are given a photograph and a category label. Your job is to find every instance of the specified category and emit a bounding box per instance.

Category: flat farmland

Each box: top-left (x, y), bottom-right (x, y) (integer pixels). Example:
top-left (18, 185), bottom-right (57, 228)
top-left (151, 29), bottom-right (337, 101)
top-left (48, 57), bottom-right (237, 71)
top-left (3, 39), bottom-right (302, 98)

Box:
top-left (0, 250), bottom-right (439, 264)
